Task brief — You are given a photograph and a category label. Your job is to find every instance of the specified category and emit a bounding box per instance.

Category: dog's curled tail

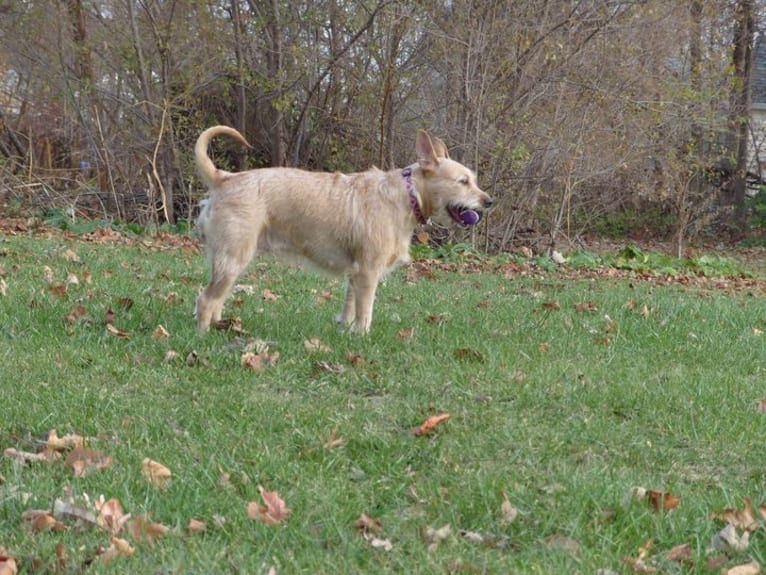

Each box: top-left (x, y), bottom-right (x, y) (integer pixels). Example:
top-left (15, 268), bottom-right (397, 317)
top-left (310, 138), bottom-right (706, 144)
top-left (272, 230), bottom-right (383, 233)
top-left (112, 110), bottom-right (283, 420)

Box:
top-left (194, 125), bottom-right (251, 187)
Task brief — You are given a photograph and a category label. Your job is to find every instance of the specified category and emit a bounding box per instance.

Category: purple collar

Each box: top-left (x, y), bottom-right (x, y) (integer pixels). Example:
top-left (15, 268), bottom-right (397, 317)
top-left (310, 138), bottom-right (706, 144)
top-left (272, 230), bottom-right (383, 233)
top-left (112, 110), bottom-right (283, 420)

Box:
top-left (402, 167), bottom-right (428, 225)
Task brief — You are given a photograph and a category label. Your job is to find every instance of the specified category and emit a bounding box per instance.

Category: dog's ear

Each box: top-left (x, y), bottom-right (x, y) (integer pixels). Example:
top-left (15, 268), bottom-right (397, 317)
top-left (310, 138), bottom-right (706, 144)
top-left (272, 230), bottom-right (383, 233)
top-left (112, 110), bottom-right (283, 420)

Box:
top-left (432, 136), bottom-right (450, 159)
top-left (416, 130), bottom-right (440, 172)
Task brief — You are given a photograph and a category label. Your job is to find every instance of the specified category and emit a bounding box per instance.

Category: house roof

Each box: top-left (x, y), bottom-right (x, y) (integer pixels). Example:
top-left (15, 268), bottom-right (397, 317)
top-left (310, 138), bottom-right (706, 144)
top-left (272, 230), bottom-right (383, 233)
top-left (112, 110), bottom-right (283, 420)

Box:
top-left (752, 36), bottom-right (766, 106)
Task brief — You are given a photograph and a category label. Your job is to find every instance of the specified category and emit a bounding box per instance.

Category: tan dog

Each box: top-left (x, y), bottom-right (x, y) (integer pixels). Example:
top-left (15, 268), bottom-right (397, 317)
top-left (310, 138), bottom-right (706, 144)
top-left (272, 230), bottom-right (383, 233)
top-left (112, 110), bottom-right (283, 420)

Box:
top-left (194, 126), bottom-right (492, 334)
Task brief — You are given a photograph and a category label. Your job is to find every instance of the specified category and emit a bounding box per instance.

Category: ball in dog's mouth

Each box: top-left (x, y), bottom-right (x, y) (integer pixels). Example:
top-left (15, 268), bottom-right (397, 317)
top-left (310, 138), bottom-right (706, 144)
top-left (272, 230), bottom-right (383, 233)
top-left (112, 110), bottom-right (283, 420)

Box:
top-left (448, 204), bottom-right (482, 226)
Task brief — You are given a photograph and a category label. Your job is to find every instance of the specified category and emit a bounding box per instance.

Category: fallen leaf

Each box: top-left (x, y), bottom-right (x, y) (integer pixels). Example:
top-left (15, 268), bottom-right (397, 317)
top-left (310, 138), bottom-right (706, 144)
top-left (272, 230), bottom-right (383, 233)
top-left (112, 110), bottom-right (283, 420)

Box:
top-left (574, 301), bottom-right (598, 312)
top-left (354, 513), bottom-right (383, 534)
top-left (187, 518), bottom-right (207, 533)
top-left (0, 550), bottom-right (18, 575)
top-left (538, 342), bottom-right (550, 352)
top-left (710, 523), bottom-right (750, 552)
top-left (323, 428), bottom-right (347, 449)
top-left (106, 323), bottom-right (130, 338)
top-left (314, 290), bottom-right (334, 305)
top-left (546, 534), bottom-right (580, 554)
top-left (623, 539), bottom-right (656, 573)
top-left (262, 289), bottom-right (280, 301)
top-left (4, 447), bottom-right (59, 464)
top-left (45, 430), bottom-right (85, 451)
top-left (412, 413), bottom-right (450, 436)
top-left (454, 347), bottom-right (484, 362)
top-left (95, 497), bottom-right (131, 534)
top-left (304, 337), bottom-right (331, 353)
top-left (21, 510), bottom-right (65, 532)
top-left (715, 498), bottom-right (759, 531)
top-left (345, 352), bottom-right (367, 367)
top-left (397, 327), bottom-right (415, 340)
top-left (241, 349), bottom-right (280, 372)
top-left (724, 561), bottom-right (761, 575)
top-left (645, 490), bottom-right (679, 511)
top-left (99, 537), bottom-right (135, 564)
top-left (152, 325), bottom-right (170, 340)
top-left (500, 491), bottom-right (518, 525)
top-left (664, 542), bottom-right (692, 562)
top-left (365, 535), bottom-right (393, 551)
top-left (127, 513), bottom-right (170, 543)
top-left (314, 360), bottom-right (345, 374)
top-left (142, 458), bottom-right (172, 489)
top-left (426, 313), bottom-right (449, 325)
top-left (185, 350), bottom-right (199, 366)
top-left (49, 284), bottom-right (68, 298)
top-left (213, 317), bottom-right (248, 334)
top-left (63, 249), bottom-right (80, 262)
top-left (66, 447), bottom-right (113, 477)
top-left (542, 301), bottom-right (561, 310)
top-left (247, 485), bottom-right (290, 525)
top-left (425, 524), bottom-right (451, 551)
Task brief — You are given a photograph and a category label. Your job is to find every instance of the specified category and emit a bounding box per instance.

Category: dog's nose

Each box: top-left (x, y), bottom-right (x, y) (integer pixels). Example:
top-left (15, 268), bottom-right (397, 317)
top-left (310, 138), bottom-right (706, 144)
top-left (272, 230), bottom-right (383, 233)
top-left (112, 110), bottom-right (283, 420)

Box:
top-left (483, 197), bottom-right (493, 209)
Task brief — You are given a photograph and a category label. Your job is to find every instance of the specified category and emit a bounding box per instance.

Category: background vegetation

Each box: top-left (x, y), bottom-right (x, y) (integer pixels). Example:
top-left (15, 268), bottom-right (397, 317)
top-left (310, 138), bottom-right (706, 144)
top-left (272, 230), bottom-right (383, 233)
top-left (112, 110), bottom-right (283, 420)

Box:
top-left (0, 1), bottom-right (765, 253)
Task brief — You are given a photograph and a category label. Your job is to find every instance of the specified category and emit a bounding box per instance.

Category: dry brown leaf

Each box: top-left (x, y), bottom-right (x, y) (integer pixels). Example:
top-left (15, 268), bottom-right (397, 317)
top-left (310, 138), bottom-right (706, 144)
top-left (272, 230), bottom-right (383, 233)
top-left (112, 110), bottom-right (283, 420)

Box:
top-left (500, 491), bottom-right (518, 525)
top-left (142, 458), bottom-right (172, 489)
top-left (247, 485), bottom-right (290, 525)
top-left (4, 447), bottom-right (59, 464)
top-left (364, 534), bottom-right (393, 551)
top-left (127, 513), bottom-right (170, 543)
top-left (645, 490), bottom-right (679, 511)
top-left (314, 290), bottom-right (333, 305)
top-left (66, 447), bottom-right (113, 477)
top-left (106, 323), bottom-right (130, 339)
top-left (152, 325), bottom-right (170, 340)
top-left (354, 513), bottom-right (382, 534)
top-left (99, 537), bottom-right (135, 564)
top-left (623, 539), bottom-right (656, 574)
top-left (425, 524), bottom-right (451, 551)
top-left (95, 497), bottom-right (131, 534)
top-left (187, 518), bottom-right (207, 534)
top-left (412, 413), bottom-right (450, 436)
top-left (241, 349), bottom-right (280, 372)
top-left (0, 550), bottom-right (18, 575)
top-left (45, 430), bottom-right (85, 451)
top-left (397, 327), bottom-right (415, 340)
top-left (323, 428), bottom-right (347, 449)
top-left (725, 561), bottom-right (761, 575)
top-left (664, 542), bottom-right (692, 562)
top-left (21, 510), bottom-right (65, 532)
top-left (574, 301), bottom-right (598, 312)
top-left (213, 317), bottom-right (248, 334)
top-left (542, 301), bottom-right (561, 310)
top-left (262, 289), bottom-right (280, 301)
top-left (546, 534), bottom-right (580, 554)
top-left (454, 347), bottom-right (484, 362)
top-left (304, 337), bottom-right (331, 353)
top-left (715, 498), bottom-right (759, 531)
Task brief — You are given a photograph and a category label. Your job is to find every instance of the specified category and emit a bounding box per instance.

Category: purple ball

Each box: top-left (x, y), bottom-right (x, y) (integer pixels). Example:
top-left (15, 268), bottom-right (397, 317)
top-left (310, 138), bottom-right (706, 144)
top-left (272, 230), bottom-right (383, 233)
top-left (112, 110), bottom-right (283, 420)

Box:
top-left (460, 209), bottom-right (480, 225)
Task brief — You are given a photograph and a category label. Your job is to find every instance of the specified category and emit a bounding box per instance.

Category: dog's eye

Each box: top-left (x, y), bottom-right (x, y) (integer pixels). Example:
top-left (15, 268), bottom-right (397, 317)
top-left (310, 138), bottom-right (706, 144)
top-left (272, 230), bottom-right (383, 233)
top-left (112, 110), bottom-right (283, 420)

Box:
top-left (458, 176), bottom-right (470, 185)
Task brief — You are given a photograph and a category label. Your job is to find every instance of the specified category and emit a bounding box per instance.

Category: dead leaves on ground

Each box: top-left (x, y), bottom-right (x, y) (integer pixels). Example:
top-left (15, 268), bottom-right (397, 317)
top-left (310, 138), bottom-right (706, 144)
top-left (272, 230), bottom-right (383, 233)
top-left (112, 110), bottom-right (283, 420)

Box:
top-left (247, 485), bottom-right (290, 526)
top-left (619, 495), bottom-right (766, 573)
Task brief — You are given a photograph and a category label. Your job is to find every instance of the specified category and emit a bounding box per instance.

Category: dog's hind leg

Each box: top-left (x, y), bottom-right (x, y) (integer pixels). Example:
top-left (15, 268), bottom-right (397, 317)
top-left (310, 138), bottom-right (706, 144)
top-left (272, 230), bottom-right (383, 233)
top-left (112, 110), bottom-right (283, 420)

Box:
top-left (337, 278), bottom-right (356, 326)
top-left (196, 234), bottom-right (258, 332)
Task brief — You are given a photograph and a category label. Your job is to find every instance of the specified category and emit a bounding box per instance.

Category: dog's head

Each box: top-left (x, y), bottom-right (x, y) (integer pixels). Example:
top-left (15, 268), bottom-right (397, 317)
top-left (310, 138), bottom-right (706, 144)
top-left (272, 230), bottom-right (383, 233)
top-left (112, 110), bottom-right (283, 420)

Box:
top-left (415, 130), bottom-right (493, 226)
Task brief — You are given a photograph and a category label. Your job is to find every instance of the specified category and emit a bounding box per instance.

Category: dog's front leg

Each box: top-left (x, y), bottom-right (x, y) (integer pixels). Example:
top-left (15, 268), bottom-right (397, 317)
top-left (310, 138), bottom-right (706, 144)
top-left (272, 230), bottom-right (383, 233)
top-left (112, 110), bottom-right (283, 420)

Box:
top-left (350, 270), bottom-right (380, 334)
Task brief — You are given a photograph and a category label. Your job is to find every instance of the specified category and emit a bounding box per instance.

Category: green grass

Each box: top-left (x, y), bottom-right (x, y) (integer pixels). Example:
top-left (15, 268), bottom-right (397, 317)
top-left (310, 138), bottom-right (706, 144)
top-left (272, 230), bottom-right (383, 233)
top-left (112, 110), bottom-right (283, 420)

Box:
top-left (1, 232), bottom-right (766, 573)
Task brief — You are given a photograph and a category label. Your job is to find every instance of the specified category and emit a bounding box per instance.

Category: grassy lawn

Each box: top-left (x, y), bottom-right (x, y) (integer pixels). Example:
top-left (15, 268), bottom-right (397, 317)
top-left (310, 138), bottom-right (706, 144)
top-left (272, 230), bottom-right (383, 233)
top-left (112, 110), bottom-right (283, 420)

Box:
top-left (1, 229), bottom-right (766, 574)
